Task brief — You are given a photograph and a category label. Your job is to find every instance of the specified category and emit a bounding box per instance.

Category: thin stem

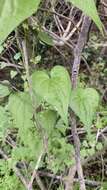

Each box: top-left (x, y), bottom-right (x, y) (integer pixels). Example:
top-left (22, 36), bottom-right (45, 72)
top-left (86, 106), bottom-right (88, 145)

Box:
top-left (69, 15), bottom-right (92, 190)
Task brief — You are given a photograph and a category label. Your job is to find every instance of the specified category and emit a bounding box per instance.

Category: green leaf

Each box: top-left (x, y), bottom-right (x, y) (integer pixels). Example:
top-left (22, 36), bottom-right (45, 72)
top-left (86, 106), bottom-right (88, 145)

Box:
top-left (0, 84), bottom-right (10, 98)
top-left (38, 110), bottom-right (57, 135)
top-left (14, 52), bottom-right (21, 60)
top-left (0, 106), bottom-right (10, 138)
top-left (8, 92), bottom-right (33, 130)
top-left (70, 88), bottom-right (99, 127)
top-left (101, 182), bottom-right (107, 190)
top-left (0, 0), bottom-right (41, 44)
top-left (67, 0), bottom-right (103, 33)
top-left (38, 31), bottom-right (54, 46)
top-left (8, 92), bottom-right (43, 160)
top-left (0, 45), bottom-right (4, 53)
top-left (32, 66), bottom-right (71, 124)
top-left (30, 55), bottom-right (41, 65)
top-left (8, 92), bottom-right (34, 144)
top-left (10, 71), bottom-right (17, 79)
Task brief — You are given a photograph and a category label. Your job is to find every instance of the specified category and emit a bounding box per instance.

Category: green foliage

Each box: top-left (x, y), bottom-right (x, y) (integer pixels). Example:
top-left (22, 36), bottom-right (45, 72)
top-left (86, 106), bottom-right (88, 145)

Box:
top-left (8, 92), bottom-right (33, 130)
top-left (57, 185), bottom-right (64, 190)
top-left (32, 65), bottom-right (71, 125)
top-left (67, 0), bottom-right (103, 33)
top-left (100, 182), bottom-right (107, 190)
top-left (10, 71), bottom-right (18, 79)
top-left (0, 0), bottom-right (41, 44)
top-left (73, 183), bottom-right (80, 190)
top-left (38, 30), bottom-right (54, 46)
top-left (46, 130), bottom-right (74, 172)
top-left (81, 134), bottom-right (103, 159)
top-left (0, 106), bottom-right (10, 139)
top-left (70, 87), bottom-right (99, 128)
top-left (8, 92), bottom-right (43, 161)
top-left (0, 0), bottom-right (105, 188)
top-left (0, 84), bottom-right (10, 98)
top-left (96, 110), bottom-right (107, 129)
top-left (0, 160), bottom-right (24, 190)
top-left (0, 0), bottom-right (103, 44)
top-left (14, 52), bottom-right (21, 60)
top-left (6, 89), bottom-right (74, 172)
top-left (0, 65), bottom-right (101, 188)
top-left (30, 55), bottom-right (41, 65)
top-left (38, 110), bottom-right (57, 135)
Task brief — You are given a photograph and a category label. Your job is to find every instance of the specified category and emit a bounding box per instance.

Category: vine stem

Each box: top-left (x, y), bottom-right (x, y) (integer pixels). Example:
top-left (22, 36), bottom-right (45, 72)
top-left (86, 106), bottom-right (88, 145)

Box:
top-left (70, 15), bottom-right (92, 190)
top-left (72, 15), bottom-right (91, 88)
top-left (22, 40), bottom-right (46, 190)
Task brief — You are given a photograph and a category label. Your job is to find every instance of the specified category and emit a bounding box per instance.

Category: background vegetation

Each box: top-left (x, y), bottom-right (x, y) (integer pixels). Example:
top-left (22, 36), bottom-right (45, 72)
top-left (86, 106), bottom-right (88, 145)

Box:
top-left (0, 0), bottom-right (107, 190)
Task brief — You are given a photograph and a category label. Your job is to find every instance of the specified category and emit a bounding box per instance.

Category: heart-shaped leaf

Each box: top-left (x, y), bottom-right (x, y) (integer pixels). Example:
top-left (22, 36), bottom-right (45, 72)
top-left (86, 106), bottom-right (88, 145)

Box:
top-left (70, 88), bottom-right (99, 127)
top-left (0, 0), bottom-right (40, 44)
top-left (32, 66), bottom-right (71, 124)
top-left (68, 0), bottom-right (104, 33)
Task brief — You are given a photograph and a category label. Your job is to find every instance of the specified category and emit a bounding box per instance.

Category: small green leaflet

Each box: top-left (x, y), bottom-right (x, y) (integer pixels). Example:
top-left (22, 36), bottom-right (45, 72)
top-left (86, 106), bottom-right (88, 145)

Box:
top-left (14, 52), bottom-right (21, 60)
top-left (38, 31), bottom-right (54, 46)
top-left (32, 66), bottom-right (71, 125)
top-left (67, 0), bottom-right (103, 33)
top-left (0, 0), bottom-right (41, 44)
top-left (0, 84), bottom-right (10, 98)
top-left (70, 88), bottom-right (99, 127)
